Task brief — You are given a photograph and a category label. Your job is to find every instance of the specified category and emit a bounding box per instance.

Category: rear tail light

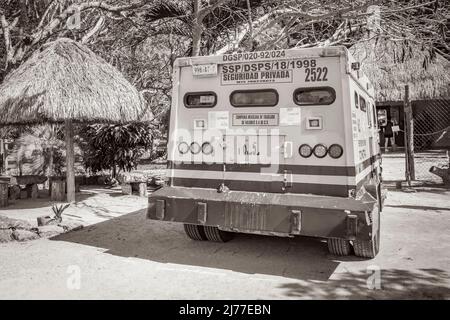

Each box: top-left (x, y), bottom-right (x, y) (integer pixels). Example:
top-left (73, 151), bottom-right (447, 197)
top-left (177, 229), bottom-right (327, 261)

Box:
top-left (190, 142), bottom-right (201, 154)
top-left (201, 142), bottom-right (214, 155)
top-left (299, 144), bottom-right (313, 158)
top-left (328, 144), bottom-right (343, 158)
top-left (178, 142), bottom-right (189, 154)
top-left (313, 144), bottom-right (327, 158)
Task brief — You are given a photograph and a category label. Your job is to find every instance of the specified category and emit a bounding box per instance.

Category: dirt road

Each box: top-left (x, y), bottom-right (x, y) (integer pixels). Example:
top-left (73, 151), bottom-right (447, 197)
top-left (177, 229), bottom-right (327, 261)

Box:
top-left (0, 186), bottom-right (449, 299)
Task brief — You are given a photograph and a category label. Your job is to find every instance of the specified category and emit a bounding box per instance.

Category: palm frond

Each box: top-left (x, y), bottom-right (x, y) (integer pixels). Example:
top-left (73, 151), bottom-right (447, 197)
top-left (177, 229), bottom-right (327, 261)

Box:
top-left (144, 1), bottom-right (190, 23)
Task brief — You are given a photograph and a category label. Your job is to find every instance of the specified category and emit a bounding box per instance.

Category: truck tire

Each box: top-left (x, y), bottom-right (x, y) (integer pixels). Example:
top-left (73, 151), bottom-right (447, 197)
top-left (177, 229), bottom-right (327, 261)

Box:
top-left (204, 226), bottom-right (234, 242)
top-left (183, 224), bottom-right (207, 241)
top-left (354, 204), bottom-right (381, 259)
top-left (327, 238), bottom-right (352, 256)
top-left (353, 233), bottom-right (379, 258)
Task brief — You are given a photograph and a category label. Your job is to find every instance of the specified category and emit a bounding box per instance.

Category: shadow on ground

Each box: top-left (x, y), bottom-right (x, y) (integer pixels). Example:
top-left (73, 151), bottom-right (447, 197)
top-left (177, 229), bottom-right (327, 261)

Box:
top-left (408, 186), bottom-right (450, 194)
top-left (386, 204), bottom-right (450, 212)
top-left (50, 209), bottom-right (450, 298)
top-left (383, 181), bottom-right (449, 190)
top-left (2, 186), bottom-right (123, 211)
top-left (279, 268), bottom-right (450, 299)
top-left (52, 209), bottom-right (359, 281)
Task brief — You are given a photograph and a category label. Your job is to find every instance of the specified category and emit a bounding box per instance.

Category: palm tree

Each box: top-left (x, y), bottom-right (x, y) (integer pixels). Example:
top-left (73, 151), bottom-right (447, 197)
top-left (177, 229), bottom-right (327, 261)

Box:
top-left (12, 125), bottom-right (64, 183)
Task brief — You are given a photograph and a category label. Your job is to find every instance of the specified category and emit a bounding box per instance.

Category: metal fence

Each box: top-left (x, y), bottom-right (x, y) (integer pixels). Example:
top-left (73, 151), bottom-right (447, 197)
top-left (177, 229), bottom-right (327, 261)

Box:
top-left (412, 99), bottom-right (450, 183)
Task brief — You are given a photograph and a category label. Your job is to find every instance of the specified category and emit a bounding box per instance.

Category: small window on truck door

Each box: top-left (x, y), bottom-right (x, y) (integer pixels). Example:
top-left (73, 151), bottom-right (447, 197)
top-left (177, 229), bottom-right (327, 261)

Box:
top-left (359, 96), bottom-right (367, 112)
top-left (354, 92), bottom-right (359, 109)
top-left (230, 89), bottom-right (278, 107)
top-left (184, 92), bottom-right (217, 108)
top-left (372, 103), bottom-right (378, 128)
top-left (293, 87), bottom-right (336, 106)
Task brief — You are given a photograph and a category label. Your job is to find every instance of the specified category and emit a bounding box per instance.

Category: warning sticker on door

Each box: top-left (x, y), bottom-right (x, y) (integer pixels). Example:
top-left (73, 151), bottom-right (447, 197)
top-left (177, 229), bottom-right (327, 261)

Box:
top-left (232, 113), bottom-right (278, 126)
top-left (280, 107), bottom-right (301, 126)
top-left (208, 111), bottom-right (229, 129)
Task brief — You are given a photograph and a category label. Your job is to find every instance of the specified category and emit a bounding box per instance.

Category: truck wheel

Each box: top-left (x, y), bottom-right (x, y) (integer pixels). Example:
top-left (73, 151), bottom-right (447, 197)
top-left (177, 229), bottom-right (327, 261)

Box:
top-left (183, 224), bottom-right (207, 241)
top-left (353, 233), bottom-right (379, 258)
top-left (327, 238), bottom-right (352, 256)
top-left (354, 205), bottom-right (381, 259)
top-left (204, 226), bottom-right (234, 242)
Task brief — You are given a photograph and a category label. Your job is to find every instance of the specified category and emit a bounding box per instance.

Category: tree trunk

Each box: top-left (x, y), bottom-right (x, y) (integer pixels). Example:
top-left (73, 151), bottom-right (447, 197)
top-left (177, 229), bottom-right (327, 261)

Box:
top-left (46, 147), bottom-right (54, 190)
top-left (246, 0), bottom-right (253, 42)
top-left (192, 0), bottom-right (202, 57)
top-left (65, 120), bottom-right (76, 202)
top-left (0, 13), bottom-right (15, 71)
top-left (0, 183), bottom-right (8, 207)
top-left (0, 139), bottom-right (5, 174)
top-left (17, 152), bottom-right (22, 176)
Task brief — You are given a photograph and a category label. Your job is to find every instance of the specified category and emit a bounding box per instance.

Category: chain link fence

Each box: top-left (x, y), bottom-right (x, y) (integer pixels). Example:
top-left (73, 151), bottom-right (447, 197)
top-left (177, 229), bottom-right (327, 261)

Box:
top-left (412, 99), bottom-right (450, 183)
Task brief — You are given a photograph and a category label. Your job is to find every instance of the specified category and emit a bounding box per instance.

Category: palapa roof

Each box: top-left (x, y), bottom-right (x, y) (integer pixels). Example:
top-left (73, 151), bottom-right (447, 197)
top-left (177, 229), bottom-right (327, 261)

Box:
top-left (0, 38), bottom-right (147, 125)
top-left (350, 38), bottom-right (450, 102)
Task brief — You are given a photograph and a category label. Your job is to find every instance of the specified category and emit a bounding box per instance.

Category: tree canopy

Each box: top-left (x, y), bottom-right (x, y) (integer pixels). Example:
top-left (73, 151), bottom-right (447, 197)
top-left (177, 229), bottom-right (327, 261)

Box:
top-left (1, 0), bottom-right (449, 118)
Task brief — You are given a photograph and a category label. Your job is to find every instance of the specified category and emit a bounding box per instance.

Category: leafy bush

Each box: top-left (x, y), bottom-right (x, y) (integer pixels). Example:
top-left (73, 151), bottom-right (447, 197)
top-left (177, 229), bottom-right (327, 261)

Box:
top-left (5, 125), bottom-right (65, 176)
top-left (77, 123), bottom-right (154, 177)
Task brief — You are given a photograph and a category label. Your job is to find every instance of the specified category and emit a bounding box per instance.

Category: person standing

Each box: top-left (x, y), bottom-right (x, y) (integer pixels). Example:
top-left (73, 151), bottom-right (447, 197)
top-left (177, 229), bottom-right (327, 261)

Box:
top-left (378, 119), bottom-right (385, 149)
top-left (383, 118), bottom-right (395, 152)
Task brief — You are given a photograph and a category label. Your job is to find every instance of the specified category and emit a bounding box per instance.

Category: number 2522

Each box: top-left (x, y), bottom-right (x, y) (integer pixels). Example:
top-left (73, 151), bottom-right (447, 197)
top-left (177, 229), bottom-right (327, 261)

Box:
top-left (305, 67), bottom-right (328, 82)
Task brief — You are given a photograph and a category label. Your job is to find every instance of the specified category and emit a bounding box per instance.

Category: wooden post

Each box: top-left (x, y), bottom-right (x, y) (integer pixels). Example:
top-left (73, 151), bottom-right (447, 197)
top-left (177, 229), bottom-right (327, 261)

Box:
top-left (409, 109), bottom-right (416, 181)
top-left (51, 178), bottom-right (66, 201)
top-left (137, 182), bottom-right (148, 197)
top-left (0, 139), bottom-right (5, 174)
top-left (0, 182), bottom-right (8, 207)
top-left (9, 185), bottom-right (20, 200)
top-left (404, 86), bottom-right (410, 185)
top-left (20, 188), bottom-right (27, 199)
top-left (65, 120), bottom-right (76, 203)
top-left (122, 183), bottom-right (132, 195)
top-left (46, 147), bottom-right (53, 190)
top-left (26, 184), bottom-right (39, 199)
top-left (404, 85), bottom-right (415, 184)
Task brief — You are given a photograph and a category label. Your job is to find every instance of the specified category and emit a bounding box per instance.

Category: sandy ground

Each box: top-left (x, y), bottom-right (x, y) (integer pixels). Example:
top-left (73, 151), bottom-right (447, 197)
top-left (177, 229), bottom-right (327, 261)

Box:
top-left (382, 150), bottom-right (449, 182)
top-left (1, 151), bottom-right (450, 300)
top-left (0, 183), bottom-right (449, 299)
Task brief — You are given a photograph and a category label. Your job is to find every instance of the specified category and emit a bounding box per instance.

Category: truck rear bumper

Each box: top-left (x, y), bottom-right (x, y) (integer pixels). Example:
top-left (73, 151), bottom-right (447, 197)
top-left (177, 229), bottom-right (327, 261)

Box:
top-left (147, 186), bottom-right (378, 241)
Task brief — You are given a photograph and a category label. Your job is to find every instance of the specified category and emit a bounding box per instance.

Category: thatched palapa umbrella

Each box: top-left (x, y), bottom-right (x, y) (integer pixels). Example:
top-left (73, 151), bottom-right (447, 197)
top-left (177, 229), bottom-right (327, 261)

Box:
top-left (350, 38), bottom-right (450, 102)
top-left (0, 38), bottom-right (146, 202)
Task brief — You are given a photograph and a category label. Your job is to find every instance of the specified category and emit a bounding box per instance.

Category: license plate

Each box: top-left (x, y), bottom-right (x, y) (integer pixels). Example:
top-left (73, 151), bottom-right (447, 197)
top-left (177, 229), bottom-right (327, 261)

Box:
top-left (192, 64), bottom-right (217, 77)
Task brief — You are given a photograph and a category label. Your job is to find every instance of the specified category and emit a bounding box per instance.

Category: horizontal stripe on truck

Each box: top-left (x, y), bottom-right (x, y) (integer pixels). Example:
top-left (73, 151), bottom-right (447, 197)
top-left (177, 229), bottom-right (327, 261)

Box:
top-left (171, 178), bottom-right (352, 197)
top-left (169, 162), bottom-right (353, 176)
top-left (167, 154), bottom-right (380, 177)
top-left (170, 169), bottom-right (355, 185)
top-left (355, 154), bottom-right (381, 175)
top-left (356, 160), bottom-right (379, 184)
top-left (171, 165), bottom-right (378, 197)
top-left (356, 165), bottom-right (379, 190)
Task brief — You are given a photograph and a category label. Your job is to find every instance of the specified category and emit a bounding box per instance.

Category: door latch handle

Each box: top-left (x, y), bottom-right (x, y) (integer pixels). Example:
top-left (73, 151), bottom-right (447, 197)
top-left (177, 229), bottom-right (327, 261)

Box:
top-left (283, 141), bottom-right (293, 158)
top-left (282, 170), bottom-right (293, 190)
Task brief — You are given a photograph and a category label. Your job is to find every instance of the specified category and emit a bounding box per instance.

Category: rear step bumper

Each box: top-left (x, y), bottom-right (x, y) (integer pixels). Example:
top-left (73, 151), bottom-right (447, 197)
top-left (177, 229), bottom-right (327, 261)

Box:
top-left (147, 186), bottom-right (378, 241)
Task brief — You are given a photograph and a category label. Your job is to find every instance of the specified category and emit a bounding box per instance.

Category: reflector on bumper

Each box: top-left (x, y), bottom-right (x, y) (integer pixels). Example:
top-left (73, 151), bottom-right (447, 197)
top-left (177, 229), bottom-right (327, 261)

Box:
top-left (155, 199), bottom-right (165, 220)
top-left (290, 210), bottom-right (302, 235)
top-left (197, 202), bottom-right (207, 224)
